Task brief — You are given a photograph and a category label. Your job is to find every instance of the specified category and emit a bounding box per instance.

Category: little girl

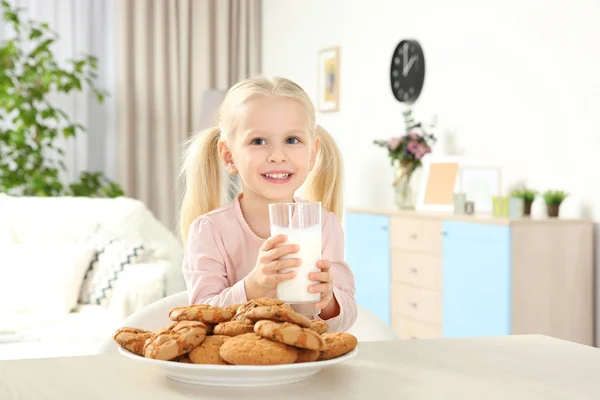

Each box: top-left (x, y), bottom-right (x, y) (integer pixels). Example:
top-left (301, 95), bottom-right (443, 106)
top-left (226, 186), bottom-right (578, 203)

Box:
top-left (179, 76), bottom-right (356, 332)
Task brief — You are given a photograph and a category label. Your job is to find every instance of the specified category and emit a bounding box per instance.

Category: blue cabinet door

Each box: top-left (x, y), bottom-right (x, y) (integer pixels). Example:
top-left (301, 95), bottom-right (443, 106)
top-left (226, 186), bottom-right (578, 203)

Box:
top-left (344, 212), bottom-right (390, 325)
top-left (442, 221), bottom-right (511, 337)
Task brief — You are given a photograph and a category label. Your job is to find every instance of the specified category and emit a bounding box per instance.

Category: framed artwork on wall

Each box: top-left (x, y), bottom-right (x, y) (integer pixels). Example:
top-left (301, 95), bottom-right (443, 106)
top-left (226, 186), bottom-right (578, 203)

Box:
top-left (317, 47), bottom-right (340, 112)
top-left (416, 156), bottom-right (463, 212)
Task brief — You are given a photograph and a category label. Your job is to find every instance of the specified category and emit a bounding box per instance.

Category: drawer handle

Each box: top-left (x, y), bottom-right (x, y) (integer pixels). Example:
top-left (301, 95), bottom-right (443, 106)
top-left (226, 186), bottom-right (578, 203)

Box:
top-left (410, 336), bottom-right (417, 340)
top-left (410, 267), bottom-right (418, 274)
top-left (410, 233), bottom-right (418, 239)
top-left (410, 302), bottom-right (418, 309)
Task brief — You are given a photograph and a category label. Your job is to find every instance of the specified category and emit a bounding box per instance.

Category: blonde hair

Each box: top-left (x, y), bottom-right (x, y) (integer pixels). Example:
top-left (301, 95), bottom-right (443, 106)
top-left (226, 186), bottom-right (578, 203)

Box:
top-left (179, 76), bottom-right (344, 243)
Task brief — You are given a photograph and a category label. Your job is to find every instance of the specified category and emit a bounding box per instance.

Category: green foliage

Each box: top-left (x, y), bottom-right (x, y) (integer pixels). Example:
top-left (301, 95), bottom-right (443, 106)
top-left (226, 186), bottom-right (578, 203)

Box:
top-left (543, 190), bottom-right (568, 206)
top-left (510, 187), bottom-right (538, 203)
top-left (0, 1), bottom-right (123, 197)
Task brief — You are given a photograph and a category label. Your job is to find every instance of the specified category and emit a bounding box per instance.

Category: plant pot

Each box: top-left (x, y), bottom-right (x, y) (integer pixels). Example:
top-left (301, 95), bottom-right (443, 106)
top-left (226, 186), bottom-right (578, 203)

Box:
top-left (523, 201), bottom-right (533, 216)
top-left (546, 204), bottom-right (560, 218)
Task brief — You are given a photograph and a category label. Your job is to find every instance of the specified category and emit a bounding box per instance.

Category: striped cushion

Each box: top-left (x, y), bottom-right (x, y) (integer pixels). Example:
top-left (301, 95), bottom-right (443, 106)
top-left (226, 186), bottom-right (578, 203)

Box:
top-left (78, 229), bottom-right (154, 307)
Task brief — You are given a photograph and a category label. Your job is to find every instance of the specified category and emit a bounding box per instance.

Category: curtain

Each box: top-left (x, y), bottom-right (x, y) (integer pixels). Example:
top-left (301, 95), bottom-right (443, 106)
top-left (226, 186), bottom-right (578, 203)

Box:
top-left (116, 0), bottom-right (261, 233)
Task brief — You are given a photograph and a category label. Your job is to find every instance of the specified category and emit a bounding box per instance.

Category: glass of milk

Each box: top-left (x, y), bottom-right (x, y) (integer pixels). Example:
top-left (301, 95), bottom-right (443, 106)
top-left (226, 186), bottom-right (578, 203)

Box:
top-left (268, 201), bottom-right (321, 304)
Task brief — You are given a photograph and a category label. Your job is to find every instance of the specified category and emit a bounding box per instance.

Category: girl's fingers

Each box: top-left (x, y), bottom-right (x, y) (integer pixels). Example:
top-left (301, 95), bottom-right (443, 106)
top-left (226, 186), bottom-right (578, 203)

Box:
top-left (262, 244), bottom-right (299, 262)
top-left (265, 270), bottom-right (296, 285)
top-left (261, 234), bottom-right (287, 251)
top-left (317, 260), bottom-right (331, 270)
top-left (308, 282), bottom-right (333, 294)
top-left (263, 258), bottom-right (301, 274)
top-left (309, 272), bottom-right (332, 282)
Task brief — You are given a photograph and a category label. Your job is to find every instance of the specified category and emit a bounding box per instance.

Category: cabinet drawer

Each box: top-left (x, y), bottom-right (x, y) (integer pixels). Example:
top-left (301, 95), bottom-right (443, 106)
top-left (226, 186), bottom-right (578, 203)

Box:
top-left (392, 284), bottom-right (442, 325)
top-left (391, 217), bottom-right (442, 255)
top-left (393, 315), bottom-right (442, 340)
top-left (391, 249), bottom-right (442, 290)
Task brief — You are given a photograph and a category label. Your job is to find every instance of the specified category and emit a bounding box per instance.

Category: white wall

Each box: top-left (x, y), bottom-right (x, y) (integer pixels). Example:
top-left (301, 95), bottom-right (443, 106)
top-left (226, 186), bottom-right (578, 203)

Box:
top-left (262, 0), bottom-right (600, 342)
top-left (0, 0), bottom-right (117, 183)
top-left (262, 0), bottom-right (600, 219)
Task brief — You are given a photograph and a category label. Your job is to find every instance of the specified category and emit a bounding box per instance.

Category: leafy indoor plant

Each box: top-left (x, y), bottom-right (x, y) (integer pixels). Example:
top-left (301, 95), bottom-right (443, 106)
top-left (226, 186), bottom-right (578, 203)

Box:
top-left (0, 1), bottom-right (123, 197)
top-left (543, 190), bottom-right (568, 218)
top-left (373, 108), bottom-right (436, 209)
top-left (510, 187), bottom-right (538, 216)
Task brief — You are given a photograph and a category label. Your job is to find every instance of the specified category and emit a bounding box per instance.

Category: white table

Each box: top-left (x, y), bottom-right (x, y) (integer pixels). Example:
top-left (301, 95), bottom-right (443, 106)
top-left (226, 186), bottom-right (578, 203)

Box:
top-left (0, 335), bottom-right (598, 399)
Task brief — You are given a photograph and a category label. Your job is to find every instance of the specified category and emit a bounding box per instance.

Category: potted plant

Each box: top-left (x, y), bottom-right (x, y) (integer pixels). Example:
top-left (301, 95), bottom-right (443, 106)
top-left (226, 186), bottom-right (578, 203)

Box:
top-left (373, 108), bottom-right (436, 209)
top-left (543, 190), bottom-right (568, 218)
top-left (0, 1), bottom-right (123, 197)
top-left (510, 187), bottom-right (538, 216)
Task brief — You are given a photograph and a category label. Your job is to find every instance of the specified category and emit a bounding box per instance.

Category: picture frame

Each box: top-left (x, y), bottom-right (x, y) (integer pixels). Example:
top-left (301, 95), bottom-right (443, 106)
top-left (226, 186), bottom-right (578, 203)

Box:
top-left (317, 47), bottom-right (340, 112)
top-left (416, 156), bottom-right (463, 212)
top-left (458, 166), bottom-right (502, 214)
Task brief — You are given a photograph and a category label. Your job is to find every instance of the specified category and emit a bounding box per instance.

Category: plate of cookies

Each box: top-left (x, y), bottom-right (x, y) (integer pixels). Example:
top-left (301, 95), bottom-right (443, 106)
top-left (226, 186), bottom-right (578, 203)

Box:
top-left (114, 298), bottom-right (358, 387)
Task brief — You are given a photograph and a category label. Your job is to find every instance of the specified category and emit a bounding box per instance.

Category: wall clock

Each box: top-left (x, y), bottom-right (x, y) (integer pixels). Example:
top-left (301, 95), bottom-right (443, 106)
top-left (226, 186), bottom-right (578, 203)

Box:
top-left (390, 39), bottom-right (425, 104)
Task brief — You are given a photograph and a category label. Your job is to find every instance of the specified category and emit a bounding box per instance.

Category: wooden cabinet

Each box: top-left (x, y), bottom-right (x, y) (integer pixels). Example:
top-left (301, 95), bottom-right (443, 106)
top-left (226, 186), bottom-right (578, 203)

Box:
top-left (344, 209), bottom-right (595, 346)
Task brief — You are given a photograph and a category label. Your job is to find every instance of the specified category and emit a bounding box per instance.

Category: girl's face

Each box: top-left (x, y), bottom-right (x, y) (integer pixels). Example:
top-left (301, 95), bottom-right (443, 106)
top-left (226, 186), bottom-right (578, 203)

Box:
top-left (219, 96), bottom-right (318, 203)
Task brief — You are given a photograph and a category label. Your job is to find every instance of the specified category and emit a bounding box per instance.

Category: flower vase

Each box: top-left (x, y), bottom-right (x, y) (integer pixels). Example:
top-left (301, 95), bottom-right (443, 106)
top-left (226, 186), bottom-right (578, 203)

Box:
top-left (394, 167), bottom-right (416, 210)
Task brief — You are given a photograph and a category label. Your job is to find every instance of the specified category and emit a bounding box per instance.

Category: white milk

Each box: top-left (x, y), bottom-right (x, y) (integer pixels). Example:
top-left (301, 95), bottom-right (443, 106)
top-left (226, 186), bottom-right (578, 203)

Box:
top-left (271, 224), bottom-right (321, 303)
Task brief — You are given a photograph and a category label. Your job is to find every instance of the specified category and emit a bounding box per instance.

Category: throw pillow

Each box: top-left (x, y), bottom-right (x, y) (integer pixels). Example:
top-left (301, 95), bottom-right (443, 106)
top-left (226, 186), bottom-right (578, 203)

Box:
top-left (78, 229), bottom-right (154, 307)
top-left (0, 243), bottom-right (96, 315)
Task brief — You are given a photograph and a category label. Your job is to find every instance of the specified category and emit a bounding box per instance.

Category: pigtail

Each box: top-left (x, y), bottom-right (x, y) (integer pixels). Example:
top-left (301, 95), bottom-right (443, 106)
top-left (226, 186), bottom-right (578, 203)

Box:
top-left (305, 125), bottom-right (344, 220)
top-left (179, 127), bottom-right (226, 243)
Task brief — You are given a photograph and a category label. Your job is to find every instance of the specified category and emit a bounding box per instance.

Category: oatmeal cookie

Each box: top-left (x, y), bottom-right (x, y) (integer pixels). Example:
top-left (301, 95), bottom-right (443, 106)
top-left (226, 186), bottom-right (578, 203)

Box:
top-left (169, 304), bottom-right (234, 324)
top-left (296, 348), bottom-right (320, 363)
top-left (245, 305), bottom-right (312, 328)
top-left (310, 320), bottom-right (329, 335)
top-left (144, 321), bottom-right (207, 360)
top-left (113, 327), bottom-right (152, 356)
top-left (189, 335), bottom-right (230, 365)
top-left (254, 320), bottom-right (325, 351)
top-left (225, 303), bottom-right (244, 316)
top-left (233, 298), bottom-right (292, 321)
top-left (219, 333), bottom-right (298, 365)
top-left (176, 355), bottom-right (193, 363)
top-left (318, 332), bottom-right (358, 361)
top-left (214, 320), bottom-right (255, 337)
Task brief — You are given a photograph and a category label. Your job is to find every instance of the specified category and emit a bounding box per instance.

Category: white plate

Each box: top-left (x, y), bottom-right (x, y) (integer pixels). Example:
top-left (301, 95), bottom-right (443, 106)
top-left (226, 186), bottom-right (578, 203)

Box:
top-left (118, 346), bottom-right (358, 387)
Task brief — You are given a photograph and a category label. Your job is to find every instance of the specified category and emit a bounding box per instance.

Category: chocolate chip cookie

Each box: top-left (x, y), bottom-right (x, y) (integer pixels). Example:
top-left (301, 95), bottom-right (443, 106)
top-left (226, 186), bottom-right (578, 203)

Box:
top-left (113, 327), bottom-right (152, 356)
top-left (245, 305), bottom-right (312, 328)
top-left (214, 320), bottom-right (255, 337)
top-left (318, 332), bottom-right (358, 361)
top-left (254, 320), bottom-right (325, 351)
top-left (144, 321), bottom-right (207, 361)
top-left (169, 304), bottom-right (234, 324)
top-left (310, 320), bottom-right (329, 335)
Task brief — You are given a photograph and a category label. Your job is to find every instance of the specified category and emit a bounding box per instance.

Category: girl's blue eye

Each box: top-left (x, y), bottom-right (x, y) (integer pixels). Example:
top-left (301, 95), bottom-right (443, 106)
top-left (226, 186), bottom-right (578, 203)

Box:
top-left (286, 137), bottom-right (300, 144)
top-left (251, 138), bottom-right (266, 145)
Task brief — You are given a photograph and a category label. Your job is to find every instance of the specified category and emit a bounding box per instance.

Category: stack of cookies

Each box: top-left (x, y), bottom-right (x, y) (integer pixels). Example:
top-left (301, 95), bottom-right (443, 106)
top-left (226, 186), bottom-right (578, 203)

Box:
top-left (113, 297), bottom-right (358, 366)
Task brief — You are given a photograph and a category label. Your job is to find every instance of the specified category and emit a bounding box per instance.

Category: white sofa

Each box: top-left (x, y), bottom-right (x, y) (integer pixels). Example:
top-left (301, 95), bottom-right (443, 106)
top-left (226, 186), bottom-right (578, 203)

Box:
top-left (0, 194), bottom-right (185, 360)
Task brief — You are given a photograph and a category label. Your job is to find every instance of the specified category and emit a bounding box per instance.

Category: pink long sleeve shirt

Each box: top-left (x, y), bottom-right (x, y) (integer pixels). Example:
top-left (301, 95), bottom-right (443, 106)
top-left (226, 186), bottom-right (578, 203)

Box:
top-left (182, 195), bottom-right (357, 333)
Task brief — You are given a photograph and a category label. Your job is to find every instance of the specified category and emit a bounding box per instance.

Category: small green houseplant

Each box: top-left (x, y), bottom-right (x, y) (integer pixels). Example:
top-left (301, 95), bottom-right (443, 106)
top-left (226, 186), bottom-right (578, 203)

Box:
top-left (543, 190), bottom-right (568, 218)
top-left (510, 187), bottom-right (538, 216)
top-left (0, 1), bottom-right (123, 197)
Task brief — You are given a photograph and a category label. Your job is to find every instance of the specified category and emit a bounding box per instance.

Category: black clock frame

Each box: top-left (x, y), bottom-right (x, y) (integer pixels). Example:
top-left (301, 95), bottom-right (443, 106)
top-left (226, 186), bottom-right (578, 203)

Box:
top-left (390, 39), bottom-right (425, 105)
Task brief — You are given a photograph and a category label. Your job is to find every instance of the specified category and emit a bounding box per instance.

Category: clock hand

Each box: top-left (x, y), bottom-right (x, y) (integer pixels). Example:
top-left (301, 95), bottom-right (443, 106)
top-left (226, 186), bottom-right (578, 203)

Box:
top-left (403, 55), bottom-right (417, 76)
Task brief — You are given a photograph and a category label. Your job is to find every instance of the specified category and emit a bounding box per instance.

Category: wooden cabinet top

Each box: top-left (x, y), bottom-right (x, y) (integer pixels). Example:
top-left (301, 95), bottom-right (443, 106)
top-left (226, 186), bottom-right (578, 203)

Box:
top-left (346, 208), bottom-right (593, 226)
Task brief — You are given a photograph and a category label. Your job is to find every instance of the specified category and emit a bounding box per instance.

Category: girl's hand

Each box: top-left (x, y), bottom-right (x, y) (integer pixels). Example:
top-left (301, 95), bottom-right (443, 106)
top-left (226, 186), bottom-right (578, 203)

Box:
top-left (308, 260), bottom-right (336, 311)
top-left (245, 234), bottom-right (301, 299)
